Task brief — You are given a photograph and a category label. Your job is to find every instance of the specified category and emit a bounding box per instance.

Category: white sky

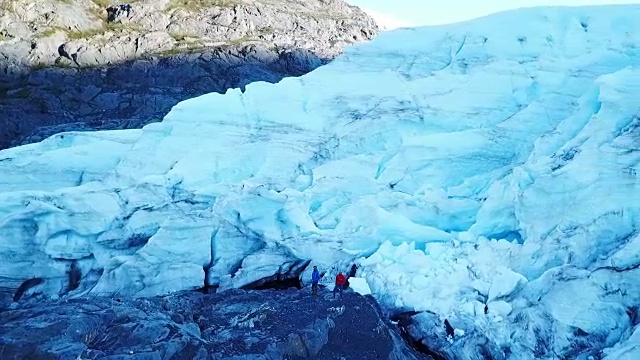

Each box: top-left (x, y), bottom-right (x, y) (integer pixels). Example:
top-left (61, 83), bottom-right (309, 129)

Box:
top-left (348, 0), bottom-right (640, 27)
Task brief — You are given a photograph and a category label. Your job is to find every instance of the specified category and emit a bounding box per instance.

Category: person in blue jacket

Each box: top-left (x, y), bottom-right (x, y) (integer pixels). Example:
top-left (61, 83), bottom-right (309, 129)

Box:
top-left (311, 266), bottom-right (321, 295)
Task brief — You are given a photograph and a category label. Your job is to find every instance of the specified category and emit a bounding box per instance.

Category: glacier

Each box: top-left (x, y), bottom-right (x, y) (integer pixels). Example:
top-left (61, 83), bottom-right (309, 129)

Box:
top-left (1, 4), bottom-right (639, 359)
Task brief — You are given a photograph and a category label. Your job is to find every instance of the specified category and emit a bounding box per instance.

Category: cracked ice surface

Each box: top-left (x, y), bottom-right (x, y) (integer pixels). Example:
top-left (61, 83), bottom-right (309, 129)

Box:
top-left (0, 5), bottom-right (639, 359)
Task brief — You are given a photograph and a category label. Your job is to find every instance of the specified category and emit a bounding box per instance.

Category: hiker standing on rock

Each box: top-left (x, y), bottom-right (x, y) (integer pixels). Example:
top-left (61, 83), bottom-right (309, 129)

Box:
top-left (334, 272), bottom-right (346, 299)
top-left (345, 263), bottom-right (358, 289)
top-left (311, 266), bottom-right (321, 295)
top-left (348, 264), bottom-right (357, 278)
top-left (444, 319), bottom-right (455, 341)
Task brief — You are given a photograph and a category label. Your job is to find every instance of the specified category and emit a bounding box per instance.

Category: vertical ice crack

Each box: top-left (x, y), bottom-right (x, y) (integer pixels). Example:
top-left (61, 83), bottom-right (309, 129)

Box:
top-left (453, 35), bottom-right (468, 57)
top-left (203, 228), bottom-right (219, 288)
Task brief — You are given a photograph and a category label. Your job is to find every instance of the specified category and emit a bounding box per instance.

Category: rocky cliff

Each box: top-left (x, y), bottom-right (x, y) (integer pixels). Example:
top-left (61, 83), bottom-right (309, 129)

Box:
top-left (0, 0), bottom-right (378, 149)
top-left (0, 289), bottom-right (428, 360)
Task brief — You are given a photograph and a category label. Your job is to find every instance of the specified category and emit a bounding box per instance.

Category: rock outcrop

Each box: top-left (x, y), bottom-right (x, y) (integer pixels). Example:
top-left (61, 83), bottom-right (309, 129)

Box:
top-left (0, 289), bottom-right (428, 359)
top-left (0, 0), bottom-right (378, 149)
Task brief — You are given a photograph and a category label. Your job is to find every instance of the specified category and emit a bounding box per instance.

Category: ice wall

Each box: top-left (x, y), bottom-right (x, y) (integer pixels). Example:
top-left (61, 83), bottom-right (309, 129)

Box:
top-left (0, 5), bottom-right (638, 359)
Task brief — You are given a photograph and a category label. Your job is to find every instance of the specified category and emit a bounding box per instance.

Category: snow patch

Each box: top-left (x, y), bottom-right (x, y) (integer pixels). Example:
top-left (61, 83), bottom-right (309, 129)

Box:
top-left (348, 277), bottom-right (372, 296)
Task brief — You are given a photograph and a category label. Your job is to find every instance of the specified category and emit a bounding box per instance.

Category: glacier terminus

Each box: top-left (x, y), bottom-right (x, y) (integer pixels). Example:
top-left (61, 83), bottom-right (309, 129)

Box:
top-left (0, 4), bottom-right (639, 360)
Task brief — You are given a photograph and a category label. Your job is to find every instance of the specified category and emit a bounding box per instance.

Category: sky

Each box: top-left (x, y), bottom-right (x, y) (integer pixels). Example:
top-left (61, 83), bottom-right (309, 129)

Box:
top-left (347, 0), bottom-right (640, 28)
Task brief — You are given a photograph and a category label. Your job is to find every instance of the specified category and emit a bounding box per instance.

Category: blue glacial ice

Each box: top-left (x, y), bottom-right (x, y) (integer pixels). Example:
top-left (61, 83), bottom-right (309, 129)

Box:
top-left (0, 4), bottom-right (639, 359)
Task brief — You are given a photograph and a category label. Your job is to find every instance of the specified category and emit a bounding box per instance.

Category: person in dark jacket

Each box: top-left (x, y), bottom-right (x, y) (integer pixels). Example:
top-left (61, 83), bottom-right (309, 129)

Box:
top-left (311, 266), bottom-right (321, 295)
top-left (333, 272), bottom-right (346, 299)
top-left (345, 263), bottom-right (358, 289)
top-left (348, 264), bottom-right (357, 278)
top-left (66, 261), bottom-right (81, 292)
top-left (444, 319), bottom-right (455, 339)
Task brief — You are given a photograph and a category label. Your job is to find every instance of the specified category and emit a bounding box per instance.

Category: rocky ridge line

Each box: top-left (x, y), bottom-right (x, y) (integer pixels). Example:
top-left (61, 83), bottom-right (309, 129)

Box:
top-left (0, 0), bottom-right (379, 149)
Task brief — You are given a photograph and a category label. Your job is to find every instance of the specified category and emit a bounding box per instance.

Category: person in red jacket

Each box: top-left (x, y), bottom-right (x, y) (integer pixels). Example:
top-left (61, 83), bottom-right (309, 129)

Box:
top-left (334, 272), bottom-right (346, 299)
